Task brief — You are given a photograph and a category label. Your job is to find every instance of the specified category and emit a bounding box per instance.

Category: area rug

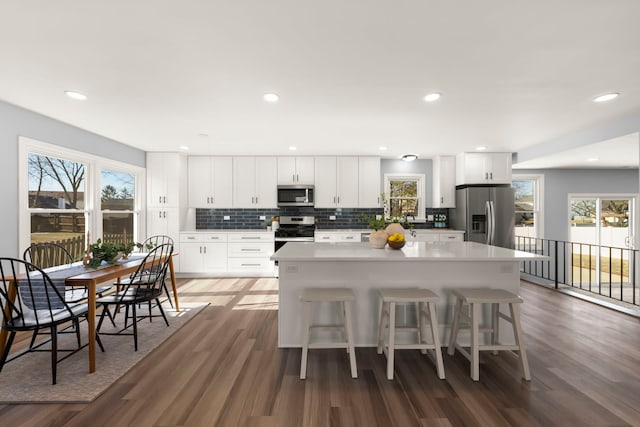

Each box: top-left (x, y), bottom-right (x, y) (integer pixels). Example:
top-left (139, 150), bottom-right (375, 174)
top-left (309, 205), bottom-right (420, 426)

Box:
top-left (0, 301), bottom-right (208, 403)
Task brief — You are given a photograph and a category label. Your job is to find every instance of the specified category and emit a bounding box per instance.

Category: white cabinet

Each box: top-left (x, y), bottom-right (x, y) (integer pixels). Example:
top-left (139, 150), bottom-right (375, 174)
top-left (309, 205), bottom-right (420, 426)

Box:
top-left (456, 152), bottom-right (512, 185)
top-left (314, 157), bottom-right (359, 208)
top-left (147, 208), bottom-right (180, 241)
top-left (439, 232), bottom-right (464, 242)
top-left (433, 156), bottom-right (456, 208)
top-left (413, 231), bottom-right (464, 242)
top-left (227, 232), bottom-right (275, 274)
top-left (179, 233), bottom-right (227, 273)
top-left (188, 157), bottom-right (233, 208)
top-left (358, 157), bottom-right (381, 208)
top-left (315, 231), bottom-right (362, 243)
top-left (147, 153), bottom-right (182, 208)
top-left (277, 157), bottom-right (315, 185)
top-left (233, 157), bottom-right (277, 208)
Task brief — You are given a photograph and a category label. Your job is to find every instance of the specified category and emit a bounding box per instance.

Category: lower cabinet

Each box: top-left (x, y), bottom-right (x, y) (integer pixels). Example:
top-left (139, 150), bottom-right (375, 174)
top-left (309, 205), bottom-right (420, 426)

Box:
top-left (179, 231), bottom-right (274, 276)
top-left (315, 231), bottom-right (363, 243)
top-left (413, 231), bottom-right (464, 242)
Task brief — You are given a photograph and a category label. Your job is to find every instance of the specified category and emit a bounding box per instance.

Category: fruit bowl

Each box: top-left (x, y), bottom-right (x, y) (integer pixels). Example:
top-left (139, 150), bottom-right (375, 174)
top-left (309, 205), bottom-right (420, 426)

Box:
top-left (388, 240), bottom-right (405, 249)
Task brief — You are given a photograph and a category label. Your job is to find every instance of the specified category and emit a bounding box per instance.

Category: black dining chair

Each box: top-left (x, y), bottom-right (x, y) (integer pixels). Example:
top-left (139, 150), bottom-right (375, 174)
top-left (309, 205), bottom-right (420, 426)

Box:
top-left (0, 258), bottom-right (104, 384)
top-left (96, 243), bottom-right (173, 351)
top-left (134, 235), bottom-right (175, 308)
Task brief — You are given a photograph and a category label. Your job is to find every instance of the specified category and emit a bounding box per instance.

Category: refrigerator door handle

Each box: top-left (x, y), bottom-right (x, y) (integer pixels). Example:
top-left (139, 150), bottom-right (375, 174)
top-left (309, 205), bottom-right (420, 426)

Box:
top-left (489, 200), bottom-right (496, 245)
top-left (485, 201), bottom-right (492, 245)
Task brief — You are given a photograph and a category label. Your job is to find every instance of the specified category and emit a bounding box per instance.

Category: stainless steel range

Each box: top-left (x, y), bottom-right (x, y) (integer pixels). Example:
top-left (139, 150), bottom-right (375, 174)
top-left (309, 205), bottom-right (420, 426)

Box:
top-left (274, 216), bottom-right (315, 252)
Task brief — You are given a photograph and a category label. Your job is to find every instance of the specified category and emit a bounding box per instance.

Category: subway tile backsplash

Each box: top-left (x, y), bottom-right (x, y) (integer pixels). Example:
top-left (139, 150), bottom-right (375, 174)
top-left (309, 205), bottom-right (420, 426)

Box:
top-left (195, 207), bottom-right (449, 230)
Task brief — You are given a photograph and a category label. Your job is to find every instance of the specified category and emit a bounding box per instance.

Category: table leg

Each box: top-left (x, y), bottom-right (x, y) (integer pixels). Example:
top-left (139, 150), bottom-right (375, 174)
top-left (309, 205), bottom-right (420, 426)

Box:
top-left (169, 256), bottom-right (179, 311)
top-left (88, 283), bottom-right (96, 373)
top-left (0, 283), bottom-right (17, 356)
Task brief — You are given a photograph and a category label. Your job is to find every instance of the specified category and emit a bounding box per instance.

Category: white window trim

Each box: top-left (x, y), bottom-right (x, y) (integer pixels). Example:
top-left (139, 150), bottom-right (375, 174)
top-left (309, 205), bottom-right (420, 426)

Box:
top-left (512, 173), bottom-right (544, 238)
top-left (568, 193), bottom-right (637, 247)
top-left (383, 173), bottom-right (426, 222)
top-left (18, 136), bottom-right (146, 254)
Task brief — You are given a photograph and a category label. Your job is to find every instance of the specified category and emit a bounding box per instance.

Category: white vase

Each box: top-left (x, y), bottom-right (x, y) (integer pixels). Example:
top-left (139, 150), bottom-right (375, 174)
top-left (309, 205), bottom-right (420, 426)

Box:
top-left (369, 230), bottom-right (389, 249)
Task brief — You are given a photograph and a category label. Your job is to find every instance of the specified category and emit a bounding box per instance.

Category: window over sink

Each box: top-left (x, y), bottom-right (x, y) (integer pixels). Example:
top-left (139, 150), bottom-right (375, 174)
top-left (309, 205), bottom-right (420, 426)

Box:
top-left (383, 173), bottom-right (426, 222)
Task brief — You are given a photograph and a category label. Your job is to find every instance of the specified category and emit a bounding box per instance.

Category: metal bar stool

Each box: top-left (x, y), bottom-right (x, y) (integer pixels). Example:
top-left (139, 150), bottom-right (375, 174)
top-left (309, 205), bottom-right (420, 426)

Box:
top-left (447, 288), bottom-right (531, 381)
top-left (300, 288), bottom-right (357, 379)
top-left (376, 288), bottom-right (445, 380)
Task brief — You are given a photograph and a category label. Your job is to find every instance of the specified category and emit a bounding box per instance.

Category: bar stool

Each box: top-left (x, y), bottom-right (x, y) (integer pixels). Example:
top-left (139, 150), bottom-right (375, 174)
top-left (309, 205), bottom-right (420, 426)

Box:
top-left (447, 288), bottom-right (531, 381)
top-left (299, 288), bottom-right (357, 379)
top-left (376, 288), bottom-right (445, 380)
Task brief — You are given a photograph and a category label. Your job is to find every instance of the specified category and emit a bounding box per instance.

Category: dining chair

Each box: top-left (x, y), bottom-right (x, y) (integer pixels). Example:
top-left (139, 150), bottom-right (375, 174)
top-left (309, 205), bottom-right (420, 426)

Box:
top-left (96, 243), bottom-right (173, 351)
top-left (23, 242), bottom-right (116, 335)
top-left (0, 258), bottom-right (104, 384)
top-left (135, 235), bottom-right (175, 308)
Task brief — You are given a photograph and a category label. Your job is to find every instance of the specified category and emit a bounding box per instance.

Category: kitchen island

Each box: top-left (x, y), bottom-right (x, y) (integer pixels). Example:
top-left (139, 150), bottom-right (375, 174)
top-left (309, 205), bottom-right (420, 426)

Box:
top-left (272, 241), bottom-right (547, 347)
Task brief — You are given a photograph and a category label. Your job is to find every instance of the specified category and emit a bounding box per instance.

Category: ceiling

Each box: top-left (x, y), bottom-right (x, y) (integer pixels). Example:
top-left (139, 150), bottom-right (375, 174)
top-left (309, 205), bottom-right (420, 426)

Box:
top-left (1, 1), bottom-right (639, 166)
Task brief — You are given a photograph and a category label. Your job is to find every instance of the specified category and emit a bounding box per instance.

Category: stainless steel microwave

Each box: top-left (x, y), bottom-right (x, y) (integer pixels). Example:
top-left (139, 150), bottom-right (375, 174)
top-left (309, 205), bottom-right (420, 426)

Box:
top-left (277, 185), bottom-right (314, 207)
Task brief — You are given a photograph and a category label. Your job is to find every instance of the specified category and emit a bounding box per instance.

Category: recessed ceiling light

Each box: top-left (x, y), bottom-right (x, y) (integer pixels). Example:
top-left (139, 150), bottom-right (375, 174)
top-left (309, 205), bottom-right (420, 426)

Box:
top-left (198, 132), bottom-right (209, 137)
top-left (587, 157), bottom-right (599, 162)
top-left (379, 146), bottom-right (388, 151)
top-left (288, 146), bottom-right (297, 151)
top-left (401, 154), bottom-right (418, 162)
top-left (476, 146), bottom-right (488, 151)
top-left (423, 93), bottom-right (441, 102)
top-left (264, 93), bottom-right (279, 103)
top-left (179, 146), bottom-right (189, 151)
top-left (65, 90), bottom-right (87, 100)
top-left (593, 93), bottom-right (619, 103)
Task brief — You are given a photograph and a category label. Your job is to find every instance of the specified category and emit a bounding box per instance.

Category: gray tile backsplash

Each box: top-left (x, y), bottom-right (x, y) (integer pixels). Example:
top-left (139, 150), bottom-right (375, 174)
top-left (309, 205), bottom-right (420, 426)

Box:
top-left (195, 207), bottom-right (449, 229)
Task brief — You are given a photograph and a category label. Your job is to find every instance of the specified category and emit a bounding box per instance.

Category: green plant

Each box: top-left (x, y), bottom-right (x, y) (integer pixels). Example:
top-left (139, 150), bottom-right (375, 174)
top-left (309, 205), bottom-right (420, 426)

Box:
top-left (88, 238), bottom-right (147, 268)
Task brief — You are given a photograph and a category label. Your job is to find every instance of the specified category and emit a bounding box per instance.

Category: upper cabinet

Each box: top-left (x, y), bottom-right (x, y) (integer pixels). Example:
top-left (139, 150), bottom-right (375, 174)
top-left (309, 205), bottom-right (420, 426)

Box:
top-left (277, 157), bottom-right (315, 185)
top-left (455, 152), bottom-right (512, 185)
top-left (233, 157), bottom-right (278, 208)
top-left (358, 157), bottom-right (381, 208)
top-left (314, 156), bottom-right (359, 208)
top-left (188, 156), bottom-right (233, 208)
top-left (147, 153), bottom-right (183, 208)
top-left (432, 156), bottom-right (456, 208)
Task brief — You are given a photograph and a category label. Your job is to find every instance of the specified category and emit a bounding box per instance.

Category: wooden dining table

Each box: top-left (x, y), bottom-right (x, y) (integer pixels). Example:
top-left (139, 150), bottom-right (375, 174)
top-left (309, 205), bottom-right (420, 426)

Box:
top-left (0, 252), bottom-right (179, 374)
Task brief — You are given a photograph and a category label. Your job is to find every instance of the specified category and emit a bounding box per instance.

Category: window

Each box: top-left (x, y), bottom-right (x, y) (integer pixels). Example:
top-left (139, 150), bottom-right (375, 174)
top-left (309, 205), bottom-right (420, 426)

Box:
top-left (27, 153), bottom-right (87, 260)
top-left (512, 175), bottom-right (543, 239)
top-left (19, 137), bottom-right (144, 259)
top-left (101, 169), bottom-right (136, 244)
top-left (384, 173), bottom-right (426, 222)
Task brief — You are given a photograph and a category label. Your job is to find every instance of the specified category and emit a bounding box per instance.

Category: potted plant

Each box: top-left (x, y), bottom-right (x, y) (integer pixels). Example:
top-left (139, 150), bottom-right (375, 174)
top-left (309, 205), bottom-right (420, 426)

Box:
top-left (86, 239), bottom-right (146, 268)
top-left (359, 214), bottom-right (389, 249)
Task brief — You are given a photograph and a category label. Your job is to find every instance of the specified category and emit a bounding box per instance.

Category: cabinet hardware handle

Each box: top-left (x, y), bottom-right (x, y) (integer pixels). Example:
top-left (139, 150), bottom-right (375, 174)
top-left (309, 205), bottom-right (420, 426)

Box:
top-left (187, 236), bottom-right (195, 239)
top-left (210, 237), bottom-right (219, 240)
top-left (333, 196), bottom-right (336, 203)
top-left (447, 236), bottom-right (456, 239)
top-left (293, 174), bottom-right (295, 182)
top-left (241, 248), bottom-right (261, 251)
top-left (159, 211), bottom-right (162, 218)
top-left (485, 172), bottom-right (488, 179)
top-left (345, 236), bottom-right (354, 240)
top-left (296, 174), bottom-right (299, 182)
top-left (199, 246), bottom-right (202, 254)
top-left (241, 263), bottom-right (261, 267)
top-left (204, 246), bottom-right (207, 254)
top-left (255, 196), bottom-right (258, 204)
top-left (159, 196), bottom-right (162, 204)
top-left (207, 197), bottom-right (210, 203)
top-left (490, 172), bottom-right (493, 179)
top-left (337, 196), bottom-right (340, 204)
top-left (241, 236), bottom-right (261, 239)
top-left (163, 211), bottom-right (166, 218)
top-left (163, 196), bottom-right (167, 203)
top-left (441, 196), bottom-right (444, 204)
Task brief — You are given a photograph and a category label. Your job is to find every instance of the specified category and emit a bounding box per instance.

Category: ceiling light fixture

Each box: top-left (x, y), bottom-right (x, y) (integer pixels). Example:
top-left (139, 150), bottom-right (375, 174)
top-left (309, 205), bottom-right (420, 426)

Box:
top-left (593, 93), bottom-right (619, 103)
top-left (401, 154), bottom-right (418, 162)
top-left (475, 146), bottom-right (488, 151)
top-left (288, 146), bottom-right (297, 151)
top-left (264, 93), bottom-right (279, 103)
top-left (179, 146), bottom-right (189, 151)
top-left (423, 93), bottom-right (441, 102)
top-left (587, 157), bottom-right (599, 162)
top-left (379, 146), bottom-right (388, 151)
top-left (65, 90), bottom-right (87, 100)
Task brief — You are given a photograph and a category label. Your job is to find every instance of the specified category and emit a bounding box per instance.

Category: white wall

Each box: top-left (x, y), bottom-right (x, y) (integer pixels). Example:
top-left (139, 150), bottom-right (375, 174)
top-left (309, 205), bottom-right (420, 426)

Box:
top-left (0, 99), bottom-right (145, 257)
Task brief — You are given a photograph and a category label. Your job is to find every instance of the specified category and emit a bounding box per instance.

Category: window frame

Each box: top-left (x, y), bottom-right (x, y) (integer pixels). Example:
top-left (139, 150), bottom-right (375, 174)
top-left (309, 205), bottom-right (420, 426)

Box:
top-left (383, 173), bottom-right (426, 222)
top-left (19, 136), bottom-right (145, 254)
top-left (512, 174), bottom-right (544, 239)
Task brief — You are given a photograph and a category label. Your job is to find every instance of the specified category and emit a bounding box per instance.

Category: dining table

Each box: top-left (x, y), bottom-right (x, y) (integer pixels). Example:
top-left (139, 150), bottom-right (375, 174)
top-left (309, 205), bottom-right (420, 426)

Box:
top-left (0, 252), bottom-right (179, 374)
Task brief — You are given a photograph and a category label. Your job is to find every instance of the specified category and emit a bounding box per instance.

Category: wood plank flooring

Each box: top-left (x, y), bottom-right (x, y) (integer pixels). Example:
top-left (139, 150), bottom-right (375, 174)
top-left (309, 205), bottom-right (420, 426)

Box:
top-left (1, 278), bottom-right (640, 426)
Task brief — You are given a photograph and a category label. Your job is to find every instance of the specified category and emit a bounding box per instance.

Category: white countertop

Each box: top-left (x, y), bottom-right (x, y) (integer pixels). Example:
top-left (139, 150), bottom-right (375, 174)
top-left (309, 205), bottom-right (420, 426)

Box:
top-left (316, 229), bottom-right (464, 234)
top-left (181, 229), bottom-right (273, 233)
top-left (271, 241), bottom-right (547, 262)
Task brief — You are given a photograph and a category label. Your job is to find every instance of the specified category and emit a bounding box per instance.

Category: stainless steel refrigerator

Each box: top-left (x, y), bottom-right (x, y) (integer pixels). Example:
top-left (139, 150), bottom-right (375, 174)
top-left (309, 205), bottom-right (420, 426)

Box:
top-left (450, 185), bottom-right (515, 248)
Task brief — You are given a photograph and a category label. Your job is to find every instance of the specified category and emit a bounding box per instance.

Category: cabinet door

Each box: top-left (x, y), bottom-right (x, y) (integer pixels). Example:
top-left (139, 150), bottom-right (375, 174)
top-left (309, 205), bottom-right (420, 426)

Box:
top-left (439, 233), bottom-right (463, 242)
top-left (336, 157), bottom-right (359, 207)
top-left (277, 157), bottom-right (297, 184)
top-left (188, 157), bottom-right (213, 207)
top-left (233, 157), bottom-right (257, 208)
top-left (314, 157), bottom-right (337, 207)
top-left (202, 243), bottom-right (228, 272)
top-left (211, 157), bottom-right (233, 207)
top-left (163, 154), bottom-right (181, 207)
top-left (358, 157), bottom-right (381, 207)
top-left (315, 232), bottom-right (338, 243)
top-left (487, 153), bottom-right (512, 183)
top-left (255, 157), bottom-right (277, 207)
top-left (147, 153), bottom-right (166, 208)
top-left (295, 157), bottom-right (315, 184)
top-left (147, 208), bottom-right (168, 237)
top-left (179, 242), bottom-right (204, 272)
top-left (433, 156), bottom-right (456, 208)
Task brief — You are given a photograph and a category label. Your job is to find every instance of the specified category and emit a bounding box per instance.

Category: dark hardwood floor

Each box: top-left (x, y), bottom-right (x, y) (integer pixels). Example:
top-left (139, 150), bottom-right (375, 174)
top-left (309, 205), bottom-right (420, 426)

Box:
top-left (1, 278), bottom-right (640, 426)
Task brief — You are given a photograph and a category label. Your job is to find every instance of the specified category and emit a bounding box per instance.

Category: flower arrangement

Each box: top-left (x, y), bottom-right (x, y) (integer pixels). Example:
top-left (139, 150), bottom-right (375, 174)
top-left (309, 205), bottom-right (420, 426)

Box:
top-left (86, 238), bottom-right (147, 268)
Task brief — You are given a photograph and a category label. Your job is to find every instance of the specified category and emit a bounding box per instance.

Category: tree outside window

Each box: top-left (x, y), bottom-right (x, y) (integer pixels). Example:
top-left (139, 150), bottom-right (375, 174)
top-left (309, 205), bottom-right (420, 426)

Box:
top-left (101, 169), bottom-right (136, 244)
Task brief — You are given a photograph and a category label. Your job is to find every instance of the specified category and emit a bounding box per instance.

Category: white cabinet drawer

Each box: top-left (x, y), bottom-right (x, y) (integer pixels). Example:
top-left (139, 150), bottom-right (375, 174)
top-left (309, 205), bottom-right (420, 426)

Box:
top-left (339, 233), bottom-right (360, 242)
top-left (180, 233), bottom-right (227, 243)
top-left (413, 233), bottom-right (440, 242)
top-left (439, 233), bottom-right (463, 241)
top-left (228, 232), bottom-right (274, 243)
top-left (228, 242), bottom-right (274, 257)
top-left (227, 258), bottom-right (275, 272)
top-left (315, 233), bottom-right (337, 243)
